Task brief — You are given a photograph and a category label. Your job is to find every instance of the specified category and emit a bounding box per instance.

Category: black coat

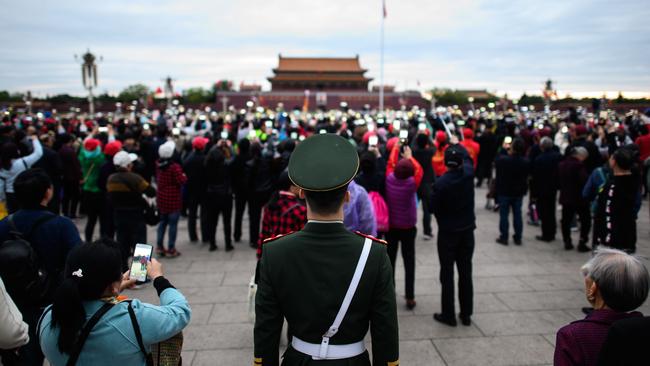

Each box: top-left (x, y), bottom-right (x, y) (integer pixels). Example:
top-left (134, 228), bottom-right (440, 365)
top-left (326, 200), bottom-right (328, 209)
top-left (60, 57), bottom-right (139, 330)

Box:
top-left (495, 154), bottom-right (530, 197)
top-left (412, 147), bottom-right (435, 185)
top-left (531, 150), bottom-right (562, 197)
top-left (558, 157), bottom-right (589, 206)
top-left (182, 150), bottom-right (206, 196)
top-left (431, 148), bottom-right (476, 233)
top-left (597, 316), bottom-right (650, 366)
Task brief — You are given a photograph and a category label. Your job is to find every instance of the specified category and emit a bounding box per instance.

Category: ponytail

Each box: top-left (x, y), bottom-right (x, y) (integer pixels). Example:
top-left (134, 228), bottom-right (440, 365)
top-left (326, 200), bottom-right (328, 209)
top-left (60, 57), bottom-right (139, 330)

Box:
top-left (51, 278), bottom-right (86, 354)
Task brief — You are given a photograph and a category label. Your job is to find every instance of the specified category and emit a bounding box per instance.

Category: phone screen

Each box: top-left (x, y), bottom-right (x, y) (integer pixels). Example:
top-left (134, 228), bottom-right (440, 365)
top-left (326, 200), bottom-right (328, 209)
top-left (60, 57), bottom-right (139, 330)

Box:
top-left (220, 131), bottom-right (228, 139)
top-left (399, 130), bottom-right (408, 139)
top-left (504, 136), bottom-right (513, 144)
top-left (129, 244), bottom-right (153, 283)
top-left (369, 135), bottom-right (378, 146)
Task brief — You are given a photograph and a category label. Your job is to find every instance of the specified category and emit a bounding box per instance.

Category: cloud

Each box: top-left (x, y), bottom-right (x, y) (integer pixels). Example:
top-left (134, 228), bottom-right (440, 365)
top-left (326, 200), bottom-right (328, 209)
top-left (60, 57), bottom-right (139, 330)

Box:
top-left (0, 0), bottom-right (648, 97)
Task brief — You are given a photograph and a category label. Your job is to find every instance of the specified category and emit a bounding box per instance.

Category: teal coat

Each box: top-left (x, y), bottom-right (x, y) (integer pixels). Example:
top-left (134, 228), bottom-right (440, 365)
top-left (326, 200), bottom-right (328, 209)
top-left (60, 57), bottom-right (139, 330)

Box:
top-left (39, 288), bottom-right (190, 366)
top-left (254, 222), bottom-right (399, 366)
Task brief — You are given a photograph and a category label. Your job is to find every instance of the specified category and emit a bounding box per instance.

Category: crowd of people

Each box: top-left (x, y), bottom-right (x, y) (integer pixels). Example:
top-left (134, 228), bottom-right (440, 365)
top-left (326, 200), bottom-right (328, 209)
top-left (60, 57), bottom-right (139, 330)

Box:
top-left (0, 101), bottom-right (648, 365)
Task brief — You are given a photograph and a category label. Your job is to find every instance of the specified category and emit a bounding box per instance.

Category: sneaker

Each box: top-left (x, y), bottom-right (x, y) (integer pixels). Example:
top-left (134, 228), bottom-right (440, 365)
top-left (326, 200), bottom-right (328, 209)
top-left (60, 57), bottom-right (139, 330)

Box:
top-left (564, 242), bottom-right (574, 250)
top-left (513, 236), bottom-right (522, 246)
top-left (209, 244), bottom-right (218, 252)
top-left (577, 244), bottom-right (591, 253)
top-left (433, 313), bottom-right (457, 327)
top-left (535, 235), bottom-right (554, 242)
top-left (166, 249), bottom-right (181, 258)
top-left (423, 234), bottom-right (433, 241)
top-left (155, 248), bottom-right (166, 257)
top-left (495, 237), bottom-right (508, 246)
top-left (225, 244), bottom-right (234, 252)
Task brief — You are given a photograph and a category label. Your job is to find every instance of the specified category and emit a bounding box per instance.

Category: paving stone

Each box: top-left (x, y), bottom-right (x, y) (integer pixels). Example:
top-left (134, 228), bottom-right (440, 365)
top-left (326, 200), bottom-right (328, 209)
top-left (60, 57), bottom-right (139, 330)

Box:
top-left (188, 303), bottom-right (214, 325)
top-left (472, 311), bottom-right (574, 336)
top-left (208, 302), bottom-right (252, 324)
top-left (183, 323), bottom-right (252, 350)
top-left (496, 290), bottom-right (586, 311)
top-left (192, 349), bottom-right (253, 366)
top-left (222, 270), bottom-right (256, 286)
top-left (413, 293), bottom-right (510, 316)
top-left (518, 274), bottom-right (584, 291)
top-left (399, 340), bottom-right (446, 366)
top-left (168, 272), bottom-right (225, 288)
top-left (398, 314), bottom-right (482, 340)
top-left (434, 335), bottom-right (554, 366)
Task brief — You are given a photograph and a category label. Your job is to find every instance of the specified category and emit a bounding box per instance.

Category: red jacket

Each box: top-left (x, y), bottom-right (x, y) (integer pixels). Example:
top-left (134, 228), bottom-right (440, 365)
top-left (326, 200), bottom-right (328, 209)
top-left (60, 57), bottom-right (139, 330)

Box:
top-left (386, 143), bottom-right (423, 188)
top-left (635, 133), bottom-right (650, 162)
top-left (155, 161), bottom-right (187, 214)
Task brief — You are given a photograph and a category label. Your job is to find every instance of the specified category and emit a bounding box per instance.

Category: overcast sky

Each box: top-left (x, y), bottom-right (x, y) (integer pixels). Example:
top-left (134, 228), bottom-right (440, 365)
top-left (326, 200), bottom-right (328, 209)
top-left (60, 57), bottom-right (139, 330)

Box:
top-left (1, 0), bottom-right (649, 98)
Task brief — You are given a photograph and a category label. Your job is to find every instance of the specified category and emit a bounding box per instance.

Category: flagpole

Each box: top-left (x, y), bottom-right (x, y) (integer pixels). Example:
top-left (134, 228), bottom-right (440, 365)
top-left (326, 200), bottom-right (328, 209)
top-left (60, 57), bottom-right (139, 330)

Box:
top-left (379, 0), bottom-right (385, 112)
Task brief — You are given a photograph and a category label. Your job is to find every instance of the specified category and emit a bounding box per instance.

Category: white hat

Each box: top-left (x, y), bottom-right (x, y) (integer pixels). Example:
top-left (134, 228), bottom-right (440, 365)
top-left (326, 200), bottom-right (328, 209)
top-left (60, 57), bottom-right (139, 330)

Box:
top-left (113, 151), bottom-right (138, 168)
top-left (158, 140), bottom-right (176, 159)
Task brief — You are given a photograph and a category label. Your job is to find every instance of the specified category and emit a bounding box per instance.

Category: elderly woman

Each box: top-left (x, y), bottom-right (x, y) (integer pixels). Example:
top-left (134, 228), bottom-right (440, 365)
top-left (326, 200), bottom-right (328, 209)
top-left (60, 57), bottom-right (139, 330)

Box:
top-left (554, 248), bottom-right (649, 366)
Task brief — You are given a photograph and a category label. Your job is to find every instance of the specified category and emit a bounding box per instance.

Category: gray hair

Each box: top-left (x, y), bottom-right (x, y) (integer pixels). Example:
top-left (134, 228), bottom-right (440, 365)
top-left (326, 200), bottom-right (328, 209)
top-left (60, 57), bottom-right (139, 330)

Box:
top-left (540, 137), bottom-right (554, 151)
top-left (581, 247), bottom-right (649, 312)
top-left (571, 146), bottom-right (589, 159)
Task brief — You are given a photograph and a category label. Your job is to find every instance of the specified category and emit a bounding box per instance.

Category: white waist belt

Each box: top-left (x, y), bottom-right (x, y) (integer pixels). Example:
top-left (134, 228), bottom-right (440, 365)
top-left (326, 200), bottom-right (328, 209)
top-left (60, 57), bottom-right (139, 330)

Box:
top-left (291, 336), bottom-right (365, 360)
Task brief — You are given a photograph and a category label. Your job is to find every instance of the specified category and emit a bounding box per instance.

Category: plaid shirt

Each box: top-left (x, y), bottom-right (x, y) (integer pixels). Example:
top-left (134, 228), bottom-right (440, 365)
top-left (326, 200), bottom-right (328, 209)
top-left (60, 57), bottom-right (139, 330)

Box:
top-left (257, 191), bottom-right (307, 258)
top-left (155, 162), bottom-right (187, 214)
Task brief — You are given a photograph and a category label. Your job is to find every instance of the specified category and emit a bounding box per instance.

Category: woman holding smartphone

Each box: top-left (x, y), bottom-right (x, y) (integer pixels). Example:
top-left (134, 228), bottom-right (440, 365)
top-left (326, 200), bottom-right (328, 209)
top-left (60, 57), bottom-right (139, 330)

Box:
top-left (38, 239), bottom-right (191, 366)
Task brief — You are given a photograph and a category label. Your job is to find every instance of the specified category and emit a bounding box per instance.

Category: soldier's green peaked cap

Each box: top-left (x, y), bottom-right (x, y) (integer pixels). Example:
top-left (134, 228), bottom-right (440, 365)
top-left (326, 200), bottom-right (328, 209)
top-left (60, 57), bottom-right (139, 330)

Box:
top-left (288, 134), bottom-right (359, 192)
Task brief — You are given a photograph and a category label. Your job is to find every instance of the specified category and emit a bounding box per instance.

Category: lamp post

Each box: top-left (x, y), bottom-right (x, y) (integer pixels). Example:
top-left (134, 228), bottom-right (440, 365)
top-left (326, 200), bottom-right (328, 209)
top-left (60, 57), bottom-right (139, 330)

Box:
top-left (75, 50), bottom-right (102, 116)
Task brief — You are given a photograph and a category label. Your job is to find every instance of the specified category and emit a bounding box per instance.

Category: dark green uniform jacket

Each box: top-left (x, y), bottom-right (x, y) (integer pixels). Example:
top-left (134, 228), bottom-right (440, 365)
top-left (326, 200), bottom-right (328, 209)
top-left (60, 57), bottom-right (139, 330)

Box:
top-left (254, 221), bottom-right (399, 366)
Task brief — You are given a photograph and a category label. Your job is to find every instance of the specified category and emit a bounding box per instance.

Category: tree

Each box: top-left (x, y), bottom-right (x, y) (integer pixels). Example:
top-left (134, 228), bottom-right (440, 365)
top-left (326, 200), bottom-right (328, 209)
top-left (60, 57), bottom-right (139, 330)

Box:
top-left (430, 88), bottom-right (469, 106)
top-left (518, 93), bottom-right (544, 106)
top-left (118, 84), bottom-right (150, 102)
top-left (214, 80), bottom-right (233, 92)
top-left (183, 87), bottom-right (212, 104)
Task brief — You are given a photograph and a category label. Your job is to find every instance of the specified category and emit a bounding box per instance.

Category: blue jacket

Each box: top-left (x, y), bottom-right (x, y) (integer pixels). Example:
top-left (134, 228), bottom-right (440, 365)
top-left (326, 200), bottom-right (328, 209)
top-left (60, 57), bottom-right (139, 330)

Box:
top-left (39, 287), bottom-right (191, 366)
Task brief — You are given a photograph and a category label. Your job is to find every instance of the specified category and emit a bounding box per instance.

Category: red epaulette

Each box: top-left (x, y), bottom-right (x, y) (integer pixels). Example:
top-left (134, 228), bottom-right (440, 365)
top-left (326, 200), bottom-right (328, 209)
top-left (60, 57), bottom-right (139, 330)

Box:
top-left (354, 231), bottom-right (388, 245)
top-left (262, 231), bottom-right (295, 244)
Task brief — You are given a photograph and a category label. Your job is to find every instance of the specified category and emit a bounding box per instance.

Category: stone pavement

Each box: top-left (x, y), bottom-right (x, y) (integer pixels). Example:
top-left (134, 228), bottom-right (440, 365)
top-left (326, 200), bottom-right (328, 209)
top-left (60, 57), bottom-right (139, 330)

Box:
top-left (81, 187), bottom-right (649, 366)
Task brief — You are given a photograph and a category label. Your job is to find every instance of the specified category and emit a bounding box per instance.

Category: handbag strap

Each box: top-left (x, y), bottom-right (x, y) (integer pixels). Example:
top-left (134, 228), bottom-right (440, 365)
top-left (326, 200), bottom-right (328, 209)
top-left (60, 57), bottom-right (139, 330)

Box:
top-left (125, 300), bottom-right (154, 366)
top-left (66, 302), bottom-right (115, 366)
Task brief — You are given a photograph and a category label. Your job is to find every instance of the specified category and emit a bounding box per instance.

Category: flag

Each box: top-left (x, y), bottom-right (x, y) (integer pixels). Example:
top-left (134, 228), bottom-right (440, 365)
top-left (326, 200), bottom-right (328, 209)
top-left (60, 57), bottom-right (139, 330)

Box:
top-left (382, 0), bottom-right (387, 18)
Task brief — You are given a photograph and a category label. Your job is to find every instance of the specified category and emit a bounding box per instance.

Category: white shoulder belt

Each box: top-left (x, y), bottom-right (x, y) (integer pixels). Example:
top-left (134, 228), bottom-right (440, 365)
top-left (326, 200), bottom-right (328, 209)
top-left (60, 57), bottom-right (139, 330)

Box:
top-left (291, 237), bottom-right (372, 360)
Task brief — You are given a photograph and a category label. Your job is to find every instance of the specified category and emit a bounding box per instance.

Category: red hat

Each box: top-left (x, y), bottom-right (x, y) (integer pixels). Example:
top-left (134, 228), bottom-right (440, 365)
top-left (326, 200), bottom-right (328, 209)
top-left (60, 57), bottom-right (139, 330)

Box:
top-left (362, 131), bottom-right (377, 144)
top-left (435, 130), bottom-right (447, 143)
top-left (83, 138), bottom-right (101, 152)
top-left (386, 136), bottom-right (399, 153)
top-left (575, 124), bottom-right (588, 136)
top-left (103, 140), bottom-right (123, 157)
top-left (462, 128), bottom-right (474, 139)
top-left (394, 159), bottom-right (415, 179)
top-left (192, 137), bottom-right (209, 151)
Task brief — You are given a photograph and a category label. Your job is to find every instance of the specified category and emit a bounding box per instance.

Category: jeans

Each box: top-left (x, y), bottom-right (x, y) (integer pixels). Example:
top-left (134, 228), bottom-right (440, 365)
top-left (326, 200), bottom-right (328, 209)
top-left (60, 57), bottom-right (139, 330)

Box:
top-left (498, 195), bottom-right (523, 241)
top-left (114, 209), bottom-right (147, 271)
top-left (437, 229), bottom-right (475, 318)
top-left (386, 227), bottom-right (417, 300)
top-left (157, 211), bottom-right (181, 250)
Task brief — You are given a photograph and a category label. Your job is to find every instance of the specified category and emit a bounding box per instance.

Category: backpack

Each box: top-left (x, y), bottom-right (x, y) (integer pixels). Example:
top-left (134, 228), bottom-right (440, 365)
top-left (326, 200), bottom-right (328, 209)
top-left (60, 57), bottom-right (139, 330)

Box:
top-left (0, 213), bottom-right (56, 305)
top-left (368, 191), bottom-right (389, 233)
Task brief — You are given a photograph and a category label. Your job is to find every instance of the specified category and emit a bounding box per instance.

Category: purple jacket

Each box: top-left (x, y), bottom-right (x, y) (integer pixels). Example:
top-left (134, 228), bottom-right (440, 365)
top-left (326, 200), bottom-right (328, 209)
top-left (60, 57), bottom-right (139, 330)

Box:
top-left (385, 173), bottom-right (417, 229)
top-left (343, 180), bottom-right (377, 236)
top-left (554, 309), bottom-right (643, 366)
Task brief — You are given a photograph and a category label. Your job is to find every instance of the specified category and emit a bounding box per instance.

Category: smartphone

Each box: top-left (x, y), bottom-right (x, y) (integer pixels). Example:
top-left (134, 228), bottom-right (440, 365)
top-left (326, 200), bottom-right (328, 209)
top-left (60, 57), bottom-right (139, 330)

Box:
top-left (369, 135), bottom-right (378, 147)
top-left (265, 120), bottom-right (273, 128)
top-left (290, 131), bottom-right (298, 140)
top-left (248, 129), bottom-right (257, 139)
top-left (172, 127), bottom-right (180, 136)
top-left (418, 123), bottom-right (426, 131)
top-left (220, 131), bottom-right (229, 139)
top-left (399, 129), bottom-right (409, 140)
top-left (129, 244), bottom-right (153, 284)
top-left (504, 136), bottom-right (513, 145)
top-left (98, 126), bottom-right (108, 133)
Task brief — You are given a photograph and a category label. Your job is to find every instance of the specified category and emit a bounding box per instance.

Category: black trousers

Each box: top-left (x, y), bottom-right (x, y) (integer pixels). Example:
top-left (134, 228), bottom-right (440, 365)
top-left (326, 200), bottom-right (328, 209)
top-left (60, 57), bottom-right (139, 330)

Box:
top-left (417, 184), bottom-right (433, 236)
top-left (114, 209), bottom-right (147, 271)
top-left (0, 306), bottom-right (44, 366)
top-left (187, 193), bottom-right (207, 242)
top-left (437, 229), bottom-right (475, 318)
top-left (101, 197), bottom-right (115, 239)
top-left (82, 190), bottom-right (104, 243)
top-left (561, 203), bottom-right (591, 245)
top-left (61, 180), bottom-right (80, 218)
top-left (203, 192), bottom-right (233, 247)
top-left (537, 192), bottom-right (557, 240)
top-left (248, 191), bottom-right (271, 246)
top-left (233, 192), bottom-right (248, 242)
top-left (386, 227), bottom-right (417, 300)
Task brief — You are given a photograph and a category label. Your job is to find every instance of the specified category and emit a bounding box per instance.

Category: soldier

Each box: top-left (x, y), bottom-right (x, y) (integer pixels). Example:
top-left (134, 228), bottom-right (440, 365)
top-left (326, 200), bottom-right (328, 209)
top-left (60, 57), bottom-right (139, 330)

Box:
top-left (254, 134), bottom-right (399, 366)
